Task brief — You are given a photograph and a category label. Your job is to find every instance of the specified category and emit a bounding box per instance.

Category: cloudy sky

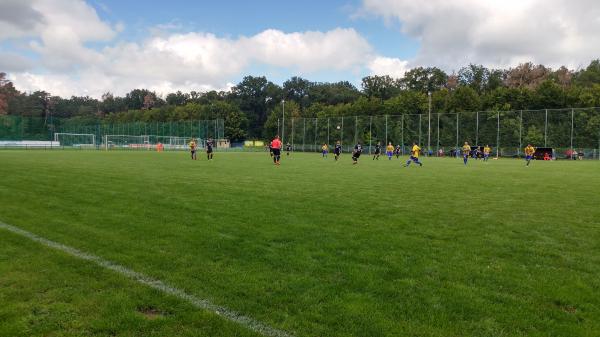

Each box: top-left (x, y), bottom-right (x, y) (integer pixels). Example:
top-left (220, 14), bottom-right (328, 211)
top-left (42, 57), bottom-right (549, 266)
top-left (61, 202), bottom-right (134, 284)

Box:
top-left (1, 0), bottom-right (599, 97)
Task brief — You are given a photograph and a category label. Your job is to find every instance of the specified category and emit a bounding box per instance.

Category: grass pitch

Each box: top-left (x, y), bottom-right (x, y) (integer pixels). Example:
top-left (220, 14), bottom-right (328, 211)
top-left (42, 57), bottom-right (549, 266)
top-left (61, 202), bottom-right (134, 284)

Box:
top-left (1, 150), bottom-right (599, 337)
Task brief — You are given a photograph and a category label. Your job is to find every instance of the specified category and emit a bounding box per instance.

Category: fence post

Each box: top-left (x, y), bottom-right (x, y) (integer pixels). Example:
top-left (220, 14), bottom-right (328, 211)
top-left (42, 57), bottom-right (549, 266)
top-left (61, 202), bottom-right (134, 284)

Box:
top-left (354, 116), bottom-right (358, 146)
top-left (436, 113), bottom-right (440, 152)
top-left (277, 118), bottom-right (280, 138)
top-left (418, 114), bottom-right (422, 147)
top-left (385, 115), bottom-right (388, 145)
top-left (401, 114), bottom-right (404, 155)
top-left (369, 115), bottom-right (372, 154)
top-left (303, 118), bottom-right (306, 152)
top-left (327, 118), bottom-right (330, 146)
top-left (519, 110), bottom-right (523, 156)
top-left (570, 108), bottom-right (574, 154)
top-left (341, 116), bottom-right (344, 151)
top-left (314, 118), bottom-right (318, 152)
top-left (496, 111), bottom-right (500, 157)
top-left (455, 113), bottom-right (459, 152)
top-left (544, 109), bottom-right (548, 147)
top-left (476, 111), bottom-right (479, 145)
top-left (291, 117), bottom-right (294, 151)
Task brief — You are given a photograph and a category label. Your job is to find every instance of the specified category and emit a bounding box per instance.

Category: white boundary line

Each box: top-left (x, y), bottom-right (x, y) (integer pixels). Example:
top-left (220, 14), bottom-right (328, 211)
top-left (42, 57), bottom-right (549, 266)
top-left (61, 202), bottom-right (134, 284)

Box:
top-left (0, 222), bottom-right (293, 337)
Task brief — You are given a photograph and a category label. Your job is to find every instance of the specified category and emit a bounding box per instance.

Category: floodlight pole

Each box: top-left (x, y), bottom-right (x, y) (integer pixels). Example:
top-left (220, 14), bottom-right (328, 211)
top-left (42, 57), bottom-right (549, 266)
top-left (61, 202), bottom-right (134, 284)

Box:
top-left (428, 91), bottom-right (432, 154)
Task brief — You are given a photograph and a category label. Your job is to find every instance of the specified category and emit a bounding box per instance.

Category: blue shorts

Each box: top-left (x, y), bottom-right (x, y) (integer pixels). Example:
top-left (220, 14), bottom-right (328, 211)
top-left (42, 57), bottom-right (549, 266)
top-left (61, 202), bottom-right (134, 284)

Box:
top-left (386, 151), bottom-right (393, 157)
top-left (322, 150), bottom-right (328, 155)
top-left (526, 155), bottom-right (532, 160)
top-left (410, 156), bottom-right (419, 161)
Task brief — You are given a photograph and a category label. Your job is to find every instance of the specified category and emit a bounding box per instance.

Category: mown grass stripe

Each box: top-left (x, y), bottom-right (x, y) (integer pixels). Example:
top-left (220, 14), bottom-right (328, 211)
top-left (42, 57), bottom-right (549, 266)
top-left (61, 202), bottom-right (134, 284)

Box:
top-left (0, 221), bottom-right (293, 337)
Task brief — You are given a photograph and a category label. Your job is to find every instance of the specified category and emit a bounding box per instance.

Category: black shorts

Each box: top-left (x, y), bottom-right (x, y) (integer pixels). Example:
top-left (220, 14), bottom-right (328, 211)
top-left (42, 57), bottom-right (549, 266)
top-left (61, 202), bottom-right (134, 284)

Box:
top-left (374, 149), bottom-right (381, 155)
top-left (190, 149), bottom-right (196, 153)
top-left (353, 152), bottom-right (361, 158)
top-left (334, 149), bottom-right (341, 155)
top-left (272, 148), bottom-right (281, 156)
top-left (206, 147), bottom-right (213, 153)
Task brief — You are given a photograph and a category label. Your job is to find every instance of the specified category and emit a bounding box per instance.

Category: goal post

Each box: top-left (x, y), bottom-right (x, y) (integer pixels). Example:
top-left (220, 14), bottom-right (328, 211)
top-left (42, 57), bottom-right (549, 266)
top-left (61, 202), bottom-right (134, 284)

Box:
top-left (103, 134), bottom-right (201, 151)
top-left (53, 133), bottom-right (96, 148)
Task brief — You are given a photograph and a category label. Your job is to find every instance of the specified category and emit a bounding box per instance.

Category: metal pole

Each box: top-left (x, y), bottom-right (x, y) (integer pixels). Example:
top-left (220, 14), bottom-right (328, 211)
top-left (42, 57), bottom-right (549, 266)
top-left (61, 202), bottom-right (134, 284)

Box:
top-left (475, 111), bottom-right (479, 146)
top-left (341, 116), bottom-right (344, 151)
top-left (291, 117), bottom-right (294, 151)
top-left (314, 118), bottom-right (318, 152)
top-left (401, 114), bottom-right (404, 155)
top-left (455, 113), bottom-right (459, 151)
top-left (303, 118), bottom-right (306, 152)
top-left (369, 115), bottom-right (372, 154)
top-left (281, 100), bottom-right (285, 143)
top-left (496, 111), bottom-right (500, 158)
top-left (418, 114), bottom-right (422, 148)
top-left (570, 108), bottom-right (574, 154)
top-left (544, 109), bottom-right (548, 147)
top-left (428, 92), bottom-right (431, 152)
top-left (277, 118), bottom-right (280, 138)
top-left (354, 116), bottom-right (358, 145)
top-left (385, 115), bottom-right (388, 145)
top-left (519, 110), bottom-right (523, 156)
top-left (327, 118), bottom-right (330, 146)
top-left (436, 113), bottom-right (440, 152)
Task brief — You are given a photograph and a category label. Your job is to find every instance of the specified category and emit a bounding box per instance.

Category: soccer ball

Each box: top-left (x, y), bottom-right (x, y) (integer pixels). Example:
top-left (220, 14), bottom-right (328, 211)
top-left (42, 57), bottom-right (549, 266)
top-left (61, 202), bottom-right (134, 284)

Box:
top-left (336, 125), bottom-right (341, 130)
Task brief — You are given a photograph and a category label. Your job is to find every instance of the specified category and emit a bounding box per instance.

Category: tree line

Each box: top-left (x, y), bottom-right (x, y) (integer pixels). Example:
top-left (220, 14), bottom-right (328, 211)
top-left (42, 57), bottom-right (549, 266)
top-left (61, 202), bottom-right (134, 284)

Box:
top-left (2, 60), bottom-right (600, 142)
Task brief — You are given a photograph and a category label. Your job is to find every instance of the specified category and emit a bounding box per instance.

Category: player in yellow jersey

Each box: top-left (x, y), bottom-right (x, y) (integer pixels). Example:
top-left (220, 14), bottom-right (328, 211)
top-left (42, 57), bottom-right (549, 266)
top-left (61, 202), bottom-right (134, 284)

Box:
top-left (403, 142), bottom-right (423, 167)
top-left (189, 139), bottom-right (197, 160)
top-left (321, 143), bottom-right (328, 158)
top-left (483, 145), bottom-right (492, 162)
top-left (462, 142), bottom-right (471, 165)
top-left (386, 142), bottom-right (394, 160)
top-left (524, 144), bottom-right (536, 166)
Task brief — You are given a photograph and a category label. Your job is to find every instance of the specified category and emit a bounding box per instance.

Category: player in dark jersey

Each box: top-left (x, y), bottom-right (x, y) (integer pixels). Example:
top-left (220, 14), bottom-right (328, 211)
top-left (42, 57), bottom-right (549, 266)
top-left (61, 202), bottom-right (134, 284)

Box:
top-left (352, 142), bottom-right (362, 165)
top-left (286, 142), bottom-right (291, 156)
top-left (394, 144), bottom-right (401, 158)
top-left (334, 141), bottom-right (342, 161)
top-left (372, 141), bottom-right (381, 160)
top-left (206, 138), bottom-right (214, 160)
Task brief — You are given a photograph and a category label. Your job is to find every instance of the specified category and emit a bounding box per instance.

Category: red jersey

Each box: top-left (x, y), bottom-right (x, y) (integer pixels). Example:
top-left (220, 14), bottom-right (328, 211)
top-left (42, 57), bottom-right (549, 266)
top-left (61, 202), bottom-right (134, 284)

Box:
top-left (271, 138), bottom-right (282, 149)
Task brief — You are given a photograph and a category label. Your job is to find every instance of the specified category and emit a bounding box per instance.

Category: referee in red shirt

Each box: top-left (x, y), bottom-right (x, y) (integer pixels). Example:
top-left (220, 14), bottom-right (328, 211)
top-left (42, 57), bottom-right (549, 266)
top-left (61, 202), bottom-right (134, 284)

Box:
top-left (270, 136), bottom-right (282, 165)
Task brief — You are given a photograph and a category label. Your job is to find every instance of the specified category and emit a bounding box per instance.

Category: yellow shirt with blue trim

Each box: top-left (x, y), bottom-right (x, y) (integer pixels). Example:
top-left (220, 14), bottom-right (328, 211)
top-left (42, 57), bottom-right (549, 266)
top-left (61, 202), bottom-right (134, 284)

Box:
top-left (411, 145), bottom-right (421, 158)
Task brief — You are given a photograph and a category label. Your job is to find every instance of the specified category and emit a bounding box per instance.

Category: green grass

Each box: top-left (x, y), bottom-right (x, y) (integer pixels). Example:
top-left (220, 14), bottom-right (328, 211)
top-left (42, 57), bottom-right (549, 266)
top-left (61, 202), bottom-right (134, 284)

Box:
top-left (1, 150), bottom-right (599, 337)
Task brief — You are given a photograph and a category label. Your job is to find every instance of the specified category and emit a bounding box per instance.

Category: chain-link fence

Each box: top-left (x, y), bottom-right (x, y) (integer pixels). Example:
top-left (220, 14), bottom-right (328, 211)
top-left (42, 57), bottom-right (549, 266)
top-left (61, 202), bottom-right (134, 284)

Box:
top-left (278, 108), bottom-right (600, 159)
top-left (0, 116), bottom-right (225, 149)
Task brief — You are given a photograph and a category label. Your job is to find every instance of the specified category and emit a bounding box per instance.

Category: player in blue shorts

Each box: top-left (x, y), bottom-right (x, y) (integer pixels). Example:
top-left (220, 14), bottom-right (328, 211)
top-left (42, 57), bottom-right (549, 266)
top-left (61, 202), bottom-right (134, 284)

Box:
top-left (386, 142), bottom-right (394, 160)
top-left (524, 144), bottom-right (535, 166)
top-left (352, 142), bottom-right (362, 165)
top-left (462, 142), bottom-right (471, 165)
top-left (403, 142), bottom-right (423, 167)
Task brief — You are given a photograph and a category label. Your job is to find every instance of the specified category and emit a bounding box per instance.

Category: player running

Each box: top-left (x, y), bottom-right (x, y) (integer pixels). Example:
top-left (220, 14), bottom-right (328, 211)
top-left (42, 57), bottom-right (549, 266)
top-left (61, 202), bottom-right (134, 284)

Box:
top-left (189, 139), bottom-right (197, 160)
top-left (394, 144), bottom-right (401, 158)
top-left (286, 142), bottom-right (292, 156)
top-left (462, 142), bottom-right (472, 165)
top-left (403, 142), bottom-right (423, 167)
top-left (352, 142), bottom-right (362, 165)
top-left (386, 142), bottom-right (394, 160)
top-left (483, 145), bottom-right (491, 161)
top-left (271, 136), bottom-right (282, 165)
top-left (322, 143), bottom-right (329, 158)
top-left (206, 138), bottom-right (214, 160)
top-left (524, 144), bottom-right (535, 166)
top-left (372, 141), bottom-right (381, 160)
top-left (334, 141), bottom-right (342, 161)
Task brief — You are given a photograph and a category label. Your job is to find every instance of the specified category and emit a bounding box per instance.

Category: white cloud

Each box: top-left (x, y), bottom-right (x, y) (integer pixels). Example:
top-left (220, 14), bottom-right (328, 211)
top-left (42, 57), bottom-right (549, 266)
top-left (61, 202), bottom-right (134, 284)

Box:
top-left (361, 0), bottom-right (600, 70)
top-left (368, 56), bottom-right (409, 78)
top-left (1, 0), bottom-right (375, 98)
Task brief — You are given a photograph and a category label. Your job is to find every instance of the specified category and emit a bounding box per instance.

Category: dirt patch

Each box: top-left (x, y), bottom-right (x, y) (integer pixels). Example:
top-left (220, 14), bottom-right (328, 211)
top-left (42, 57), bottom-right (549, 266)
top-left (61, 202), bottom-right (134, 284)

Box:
top-left (137, 306), bottom-right (165, 320)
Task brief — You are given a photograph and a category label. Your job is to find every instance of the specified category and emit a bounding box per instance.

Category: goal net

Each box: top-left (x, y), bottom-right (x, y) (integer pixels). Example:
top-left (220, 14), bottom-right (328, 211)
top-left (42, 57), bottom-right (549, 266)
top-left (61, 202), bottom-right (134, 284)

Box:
top-left (103, 134), bottom-right (200, 150)
top-left (54, 133), bottom-right (96, 148)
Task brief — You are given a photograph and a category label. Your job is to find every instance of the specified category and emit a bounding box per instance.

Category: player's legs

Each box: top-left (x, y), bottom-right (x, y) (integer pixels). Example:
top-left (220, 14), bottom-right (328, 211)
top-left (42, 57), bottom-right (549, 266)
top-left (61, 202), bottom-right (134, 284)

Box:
top-left (463, 154), bottom-right (468, 165)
